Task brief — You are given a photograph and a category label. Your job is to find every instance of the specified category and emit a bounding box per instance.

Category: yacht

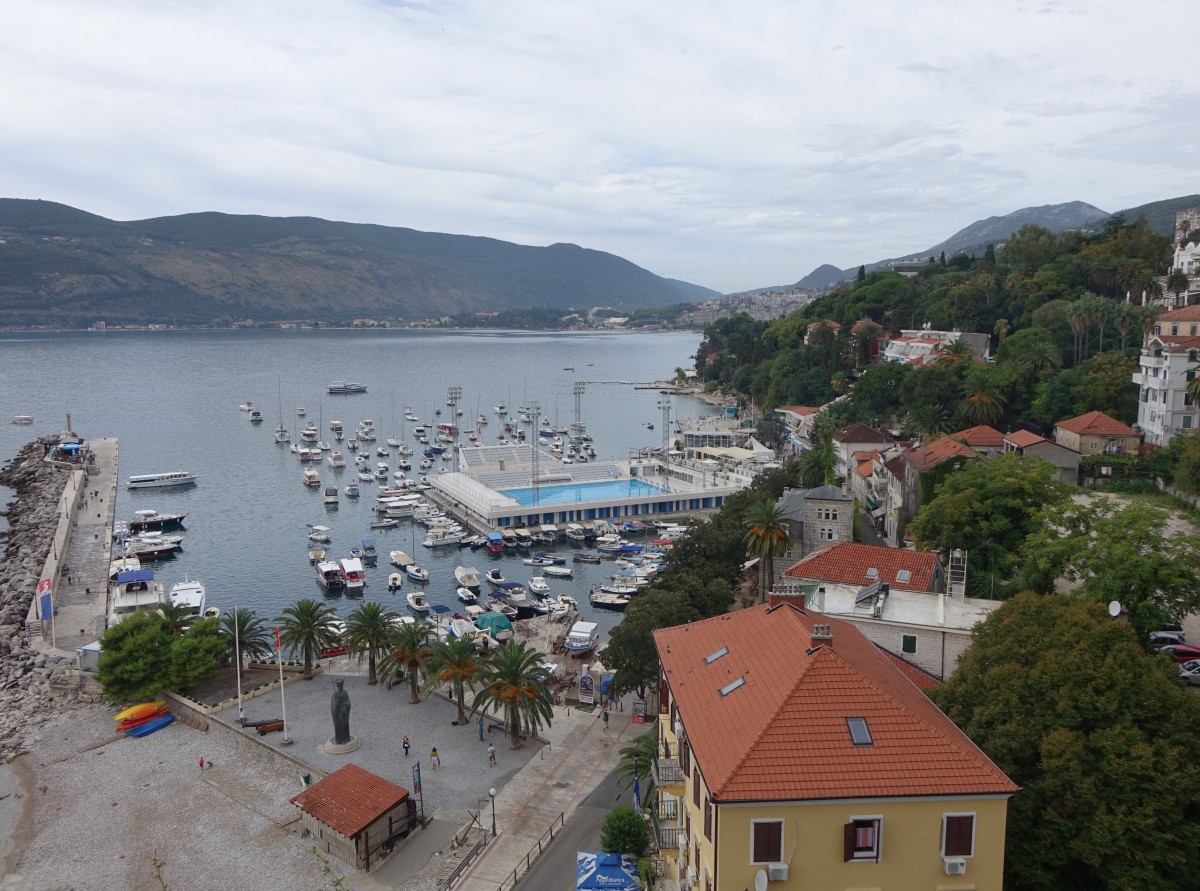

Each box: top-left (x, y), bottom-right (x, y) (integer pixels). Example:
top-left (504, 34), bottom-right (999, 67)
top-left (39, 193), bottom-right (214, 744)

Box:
top-left (327, 382), bottom-right (368, 395)
top-left (108, 568), bottom-right (166, 625)
top-left (315, 561), bottom-right (345, 591)
top-left (328, 450), bottom-right (346, 469)
top-left (168, 578), bottom-right (207, 616)
top-left (127, 471), bottom-right (197, 490)
top-left (303, 468), bottom-right (321, 487)
top-left (338, 558), bottom-right (366, 592)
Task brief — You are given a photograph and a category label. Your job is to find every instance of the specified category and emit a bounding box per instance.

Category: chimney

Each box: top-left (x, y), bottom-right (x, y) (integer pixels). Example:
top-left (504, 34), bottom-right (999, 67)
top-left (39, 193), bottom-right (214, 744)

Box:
top-left (811, 623), bottom-right (833, 644)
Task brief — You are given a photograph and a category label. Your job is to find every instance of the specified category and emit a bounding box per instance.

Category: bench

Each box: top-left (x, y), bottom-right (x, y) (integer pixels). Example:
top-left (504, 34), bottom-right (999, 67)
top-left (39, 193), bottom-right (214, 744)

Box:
top-left (256, 720), bottom-right (285, 735)
top-left (487, 720), bottom-right (506, 734)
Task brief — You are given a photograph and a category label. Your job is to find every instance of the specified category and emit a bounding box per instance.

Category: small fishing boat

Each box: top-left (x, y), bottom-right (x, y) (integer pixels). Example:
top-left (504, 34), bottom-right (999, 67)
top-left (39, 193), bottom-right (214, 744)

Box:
top-left (307, 524), bottom-right (332, 543)
top-left (528, 576), bottom-right (550, 596)
top-left (387, 572), bottom-right (404, 592)
top-left (572, 551), bottom-right (602, 564)
top-left (485, 568), bottom-right (505, 587)
top-left (390, 550), bottom-right (414, 567)
top-left (589, 588), bottom-right (631, 611)
top-left (406, 564), bottom-right (429, 583)
top-left (308, 548), bottom-right (326, 563)
top-left (344, 483), bottom-right (360, 498)
top-left (406, 590), bottom-right (430, 614)
top-left (449, 616), bottom-right (478, 640)
top-left (370, 518), bottom-right (400, 530)
top-left (542, 565), bottom-right (573, 579)
top-left (557, 593), bottom-right (579, 611)
top-left (360, 539), bottom-right (379, 563)
top-left (454, 566), bottom-right (482, 591)
top-left (457, 586), bottom-right (478, 604)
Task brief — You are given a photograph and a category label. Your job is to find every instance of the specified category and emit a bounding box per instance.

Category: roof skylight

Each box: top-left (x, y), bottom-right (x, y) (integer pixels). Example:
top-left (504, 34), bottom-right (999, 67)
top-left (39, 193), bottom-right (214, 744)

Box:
top-left (704, 646), bottom-right (730, 665)
top-left (718, 676), bottom-right (746, 697)
top-left (846, 717), bottom-right (874, 746)
top-left (896, 569), bottom-right (911, 584)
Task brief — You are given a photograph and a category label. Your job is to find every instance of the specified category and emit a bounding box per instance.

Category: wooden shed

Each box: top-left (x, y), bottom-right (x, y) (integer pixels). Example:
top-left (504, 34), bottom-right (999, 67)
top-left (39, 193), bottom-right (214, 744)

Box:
top-left (290, 764), bottom-right (416, 871)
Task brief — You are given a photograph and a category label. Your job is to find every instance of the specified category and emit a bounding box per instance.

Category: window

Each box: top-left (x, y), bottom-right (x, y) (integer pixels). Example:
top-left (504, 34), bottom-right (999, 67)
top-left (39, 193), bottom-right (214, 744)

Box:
top-left (1185, 417), bottom-right (1194, 429)
top-left (942, 814), bottom-right (975, 857)
top-left (703, 646), bottom-right (729, 665)
top-left (704, 797), bottom-right (712, 839)
top-left (693, 767), bottom-right (701, 807)
top-left (751, 820), bottom-right (783, 863)
top-left (846, 717), bottom-right (874, 746)
top-left (843, 817), bottom-right (882, 861)
top-left (1090, 439), bottom-right (1099, 451)
top-left (896, 569), bottom-right (911, 584)
top-left (902, 634), bottom-right (917, 654)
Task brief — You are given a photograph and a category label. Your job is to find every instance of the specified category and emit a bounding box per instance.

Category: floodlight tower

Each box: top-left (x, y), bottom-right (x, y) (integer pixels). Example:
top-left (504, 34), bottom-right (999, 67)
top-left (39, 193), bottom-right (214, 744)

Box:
top-left (570, 381), bottom-right (586, 442)
top-left (658, 393), bottom-right (672, 458)
top-left (529, 400), bottom-right (541, 508)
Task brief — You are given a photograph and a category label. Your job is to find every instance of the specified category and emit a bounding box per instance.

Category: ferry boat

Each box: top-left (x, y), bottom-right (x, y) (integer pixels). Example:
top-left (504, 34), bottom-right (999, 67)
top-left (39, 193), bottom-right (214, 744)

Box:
top-left (563, 621), bottom-right (599, 655)
top-left (327, 382), bottom-right (368, 395)
top-left (10, 416), bottom-right (33, 425)
top-left (127, 471), bottom-right (197, 490)
top-left (338, 558), bottom-right (366, 591)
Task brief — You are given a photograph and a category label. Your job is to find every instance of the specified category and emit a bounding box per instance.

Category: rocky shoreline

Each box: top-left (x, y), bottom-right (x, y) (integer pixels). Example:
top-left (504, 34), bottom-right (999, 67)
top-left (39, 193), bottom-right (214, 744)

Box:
top-left (0, 441), bottom-right (91, 762)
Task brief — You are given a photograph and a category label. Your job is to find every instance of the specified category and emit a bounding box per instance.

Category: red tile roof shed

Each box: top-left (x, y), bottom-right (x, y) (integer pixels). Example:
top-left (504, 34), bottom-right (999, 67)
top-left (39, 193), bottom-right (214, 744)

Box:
top-left (784, 541), bottom-right (941, 591)
top-left (291, 764), bottom-right (410, 838)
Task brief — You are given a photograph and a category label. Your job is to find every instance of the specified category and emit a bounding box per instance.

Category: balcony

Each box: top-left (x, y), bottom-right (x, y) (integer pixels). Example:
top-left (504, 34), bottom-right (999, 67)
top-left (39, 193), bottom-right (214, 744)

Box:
top-left (651, 805), bottom-right (686, 853)
top-left (655, 755), bottom-right (685, 790)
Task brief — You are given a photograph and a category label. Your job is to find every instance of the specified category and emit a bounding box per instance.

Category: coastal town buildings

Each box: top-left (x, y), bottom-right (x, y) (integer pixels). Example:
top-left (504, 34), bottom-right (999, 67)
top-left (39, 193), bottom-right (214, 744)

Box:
top-left (1052, 410), bottom-right (1140, 456)
top-left (1002, 430), bottom-right (1080, 484)
top-left (651, 603), bottom-right (1017, 891)
top-left (1132, 306), bottom-right (1200, 446)
top-left (879, 328), bottom-right (991, 365)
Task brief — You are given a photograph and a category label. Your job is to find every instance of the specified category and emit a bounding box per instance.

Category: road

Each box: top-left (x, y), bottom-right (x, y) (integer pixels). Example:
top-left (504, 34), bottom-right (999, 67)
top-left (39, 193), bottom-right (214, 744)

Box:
top-left (515, 765), bottom-right (630, 890)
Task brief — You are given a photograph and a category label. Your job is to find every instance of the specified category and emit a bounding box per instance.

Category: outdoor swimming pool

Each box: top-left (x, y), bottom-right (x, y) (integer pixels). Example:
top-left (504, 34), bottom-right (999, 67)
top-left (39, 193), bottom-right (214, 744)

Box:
top-left (501, 478), bottom-right (671, 507)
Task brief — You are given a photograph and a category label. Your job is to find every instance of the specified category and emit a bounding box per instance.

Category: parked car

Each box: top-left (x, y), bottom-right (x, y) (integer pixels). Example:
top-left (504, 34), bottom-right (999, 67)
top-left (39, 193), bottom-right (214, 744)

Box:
top-left (1149, 630), bottom-right (1186, 647)
top-left (1156, 644), bottom-right (1200, 664)
top-left (1179, 659), bottom-right (1200, 686)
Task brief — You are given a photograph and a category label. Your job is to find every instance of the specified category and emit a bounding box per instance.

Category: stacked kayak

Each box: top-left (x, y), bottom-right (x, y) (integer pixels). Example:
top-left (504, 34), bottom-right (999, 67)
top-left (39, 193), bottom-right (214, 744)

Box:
top-left (114, 700), bottom-right (174, 736)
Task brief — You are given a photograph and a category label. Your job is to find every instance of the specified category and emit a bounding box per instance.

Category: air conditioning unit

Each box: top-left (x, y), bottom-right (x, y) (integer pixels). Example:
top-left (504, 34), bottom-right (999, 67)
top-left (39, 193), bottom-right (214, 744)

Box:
top-left (767, 863), bottom-right (789, 881)
top-left (944, 857), bottom-right (967, 876)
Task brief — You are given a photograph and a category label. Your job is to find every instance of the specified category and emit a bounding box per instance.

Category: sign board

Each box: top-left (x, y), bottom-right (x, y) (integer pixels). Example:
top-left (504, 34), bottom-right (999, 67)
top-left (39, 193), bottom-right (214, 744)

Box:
top-left (632, 700), bottom-right (646, 724)
top-left (578, 673), bottom-right (595, 706)
top-left (412, 762), bottom-right (421, 795)
top-left (37, 578), bottom-right (51, 621)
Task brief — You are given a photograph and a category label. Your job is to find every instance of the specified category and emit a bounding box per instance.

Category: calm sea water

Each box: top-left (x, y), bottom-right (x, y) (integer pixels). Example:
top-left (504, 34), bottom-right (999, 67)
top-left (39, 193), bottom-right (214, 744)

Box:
top-left (0, 328), bottom-right (706, 643)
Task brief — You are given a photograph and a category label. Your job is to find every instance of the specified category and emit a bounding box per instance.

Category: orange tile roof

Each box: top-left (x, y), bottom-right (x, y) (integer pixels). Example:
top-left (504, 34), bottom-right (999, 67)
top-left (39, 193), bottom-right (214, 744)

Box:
top-left (950, 425), bottom-right (1004, 448)
top-left (1158, 335), bottom-right (1200, 351)
top-left (291, 764), bottom-right (409, 838)
top-left (784, 541), bottom-right (941, 591)
top-left (1004, 429), bottom-right (1047, 448)
top-left (654, 604), bottom-right (1016, 803)
top-left (879, 648), bottom-right (942, 691)
top-left (1055, 411), bottom-right (1136, 437)
top-left (903, 436), bottom-right (980, 472)
top-left (808, 319), bottom-right (841, 328)
top-left (854, 458), bottom-right (872, 479)
top-left (777, 405), bottom-right (819, 417)
top-left (1153, 306), bottom-right (1200, 322)
top-left (833, 423), bottom-right (892, 444)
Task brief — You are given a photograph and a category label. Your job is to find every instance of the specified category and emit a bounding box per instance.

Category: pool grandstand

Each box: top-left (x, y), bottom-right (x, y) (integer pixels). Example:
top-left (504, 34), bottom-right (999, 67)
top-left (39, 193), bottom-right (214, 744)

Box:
top-left (428, 443), bottom-right (747, 529)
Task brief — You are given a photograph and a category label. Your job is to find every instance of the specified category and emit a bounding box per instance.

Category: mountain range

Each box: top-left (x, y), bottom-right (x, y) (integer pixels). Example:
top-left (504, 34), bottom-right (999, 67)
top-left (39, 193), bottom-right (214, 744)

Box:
top-left (0, 199), bottom-right (717, 327)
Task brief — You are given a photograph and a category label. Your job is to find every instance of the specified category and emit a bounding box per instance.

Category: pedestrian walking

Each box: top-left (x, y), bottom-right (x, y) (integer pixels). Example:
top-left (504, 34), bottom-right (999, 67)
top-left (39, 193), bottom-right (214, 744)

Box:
top-left (602, 708), bottom-right (609, 731)
top-left (488, 743), bottom-right (497, 766)
top-left (402, 735), bottom-right (411, 758)
top-left (431, 747), bottom-right (440, 770)
top-left (478, 717), bottom-right (486, 741)
top-left (199, 757), bottom-right (204, 771)
top-left (238, 707), bottom-right (245, 726)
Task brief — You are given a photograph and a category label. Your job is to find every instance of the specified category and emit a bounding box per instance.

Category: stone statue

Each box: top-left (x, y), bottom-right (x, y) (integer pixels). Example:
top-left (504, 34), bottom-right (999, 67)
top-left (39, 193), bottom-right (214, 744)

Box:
top-left (331, 679), bottom-right (351, 745)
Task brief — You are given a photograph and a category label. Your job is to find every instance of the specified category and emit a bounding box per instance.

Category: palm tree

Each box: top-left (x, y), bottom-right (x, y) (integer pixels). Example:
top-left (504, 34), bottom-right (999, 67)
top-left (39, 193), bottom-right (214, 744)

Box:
top-left (380, 621), bottom-right (429, 704)
top-left (1188, 361), bottom-right (1200, 406)
top-left (471, 642), bottom-right (554, 750)
top-left (797, 448), bottom-right (826, 488)
top-left (961, 382), bottom-right (1007, 426)
top-left (904, 403), bottom-right (952, 438)
top-left (993, 318), bottom-right (1010, 345)
top-left (1129, 267), bottom-right (1163, 306)
top-left (220, 608), bottom-right (274, 668)
top-left (1167, 269), bottom-right (1191, 307)
top-left (159, 601), bottom-right (196, 636)
top-left (614, 727), bottom-right (658, 809)
top-left (743, 498), bottom-right (792, 602)
top-left (345, 602), bottom-right (399, 686)
top-left (277, 599), bottom-right (340, 680)
top-left (934, 339), bottom-right (974, 366)
top-left (422, 635), bottom-right (481, 725)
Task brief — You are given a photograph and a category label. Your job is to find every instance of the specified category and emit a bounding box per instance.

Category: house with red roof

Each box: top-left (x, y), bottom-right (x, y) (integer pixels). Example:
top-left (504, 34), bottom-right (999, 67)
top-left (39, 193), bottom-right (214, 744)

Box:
top-left (832, 423), bottom-right (893, 480)
top-left (1133, 306), bottom-right (1200, 446)
top-left (291, 764), bottom-right (415, 871)
top-left (652, 604), bottom-right (1016, 891)
top-left (1053, 411), bottom-right (1140, 456)
top-left (780, 542), bottom-right (999, 679)
top-left (949, 424), bottom-right (1005, 459)
top-left (898, 436), bottom-right (982, 534)
top-left (1003, 429), bottom-right (1079, 484)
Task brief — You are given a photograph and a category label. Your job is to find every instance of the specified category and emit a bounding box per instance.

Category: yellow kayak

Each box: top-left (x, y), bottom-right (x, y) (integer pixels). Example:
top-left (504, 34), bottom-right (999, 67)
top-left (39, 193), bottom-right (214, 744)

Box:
top-left (113, 700), bottom-right (166, 722)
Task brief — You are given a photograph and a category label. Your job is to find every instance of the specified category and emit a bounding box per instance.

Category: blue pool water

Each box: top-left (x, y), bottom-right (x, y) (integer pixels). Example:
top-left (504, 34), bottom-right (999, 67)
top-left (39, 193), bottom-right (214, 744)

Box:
top-left (502, 478), bottom-right (670, 507)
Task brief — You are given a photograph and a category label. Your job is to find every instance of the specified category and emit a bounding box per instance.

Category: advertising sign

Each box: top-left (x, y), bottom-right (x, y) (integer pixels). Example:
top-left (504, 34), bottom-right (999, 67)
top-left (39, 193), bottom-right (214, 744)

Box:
top-left (578, 673), bottom-right (595, 706)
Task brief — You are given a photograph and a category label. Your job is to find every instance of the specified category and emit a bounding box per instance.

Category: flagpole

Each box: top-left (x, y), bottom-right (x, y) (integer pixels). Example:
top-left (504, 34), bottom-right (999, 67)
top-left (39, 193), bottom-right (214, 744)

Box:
top-left (277, 625), bottom-right (290, 744)
top-left (234, 606), bottom-right (243, 713)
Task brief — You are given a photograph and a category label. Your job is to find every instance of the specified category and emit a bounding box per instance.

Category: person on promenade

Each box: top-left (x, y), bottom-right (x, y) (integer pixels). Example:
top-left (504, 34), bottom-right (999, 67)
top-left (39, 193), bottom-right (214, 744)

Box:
top-left (238, 707), bottom-right (245, 726)
top-left (402, 735), bottom-right (411, 758)
top-left (478, 717), bottom-right (485, 741)
top-left (488, 743), bottom-right (497, 766)
top-left (431, 747), bottom-right (440, 770)
top-left (602, 708), bottom-right (609, 731)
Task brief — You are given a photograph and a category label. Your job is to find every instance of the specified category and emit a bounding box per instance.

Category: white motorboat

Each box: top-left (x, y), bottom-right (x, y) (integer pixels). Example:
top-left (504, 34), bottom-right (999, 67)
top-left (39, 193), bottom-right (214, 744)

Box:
top-left (449, 617), bottom-right (478, 640)
top-left (542, 565), bottom-right (573, 579)
top-left (454, 566), bottom-right (482, 590)
top-left (485, 568), bottom-right (505, 587)
top-left (370, 518), bottom-right (400, 530)
top-left (457, 586), bottom-right (478, 604)
top-left (239, 402), bottom-right (254, 412)
top-left (423, 528), bottom-right (467, 548)
top-left (297, 407), bottom-right (306, 416)
top-left (406, 590), bottom-right (430, 614)
top-left (315, 561), bottom-right (345, 591)
top-left (108, 568), bottom-right (166, 625)
top-left (339, 558), bottom-right (366, 592)
top-left (528, 576), bottom-right (550, 596)
top-left (390, 550), bottom-right (414, 567)
top-left (406, 564), bottom-right (430, 583)
top-left (387, 572), bottom-right (404, 592)
top-left (303, 468), bottom-right (321, 487)
top-left (308, 548), bottom-right (326, 563)
top-left (557, 593), bottom-right (579, 611)
top-left (168, 578), bottom-right (206, 616)
top-left (307, 524), bottom-right (331, 543)
top-left (328, 450), bottom-right (346, 468)
top-left (564, 621), bottom-right (599, 655)
top-left (344, 483), bottom-right (360, 498)
top-left (249, 408), bottom-right (264, 423)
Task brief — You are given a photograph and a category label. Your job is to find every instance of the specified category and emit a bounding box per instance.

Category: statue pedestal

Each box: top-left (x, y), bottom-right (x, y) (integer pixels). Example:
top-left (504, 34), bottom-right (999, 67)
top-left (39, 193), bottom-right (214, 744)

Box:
top-left (321, 737), bottom-right (361, 754)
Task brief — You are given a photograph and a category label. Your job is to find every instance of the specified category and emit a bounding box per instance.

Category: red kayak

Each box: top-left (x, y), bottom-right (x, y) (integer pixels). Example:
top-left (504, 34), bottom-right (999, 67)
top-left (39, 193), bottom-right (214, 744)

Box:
top-left (116, 708), bottom-right (167, 732)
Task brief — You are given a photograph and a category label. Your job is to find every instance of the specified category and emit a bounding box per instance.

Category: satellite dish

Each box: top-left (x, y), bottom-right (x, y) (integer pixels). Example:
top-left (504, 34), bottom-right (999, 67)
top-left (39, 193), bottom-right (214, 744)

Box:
top-left (1108, 600), bottom-right (1122, 618)
top-left (755, 869), bottom-right (768, 891)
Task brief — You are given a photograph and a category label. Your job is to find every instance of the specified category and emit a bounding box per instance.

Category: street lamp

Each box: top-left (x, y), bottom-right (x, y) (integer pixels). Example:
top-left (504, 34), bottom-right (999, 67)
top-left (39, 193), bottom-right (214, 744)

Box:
top-left (489, 787), bottom-right (497, 838)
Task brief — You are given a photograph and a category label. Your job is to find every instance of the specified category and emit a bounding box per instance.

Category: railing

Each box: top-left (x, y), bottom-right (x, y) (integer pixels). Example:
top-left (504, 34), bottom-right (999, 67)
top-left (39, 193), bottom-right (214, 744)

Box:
top-left (439, 835), bottom-right (488, 891)
top-left (655, 757), bottom-right (685, 786)
top-left (497, 811), bottom-right (566, 891)
top-left (658, 826), bottom-right (686, 851)
top-left (658, 799), bottom-right (679, 821)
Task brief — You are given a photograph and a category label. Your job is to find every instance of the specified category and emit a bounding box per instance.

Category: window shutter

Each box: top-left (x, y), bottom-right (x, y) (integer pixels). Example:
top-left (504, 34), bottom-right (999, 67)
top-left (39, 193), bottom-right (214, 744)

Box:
top-left (704, 798), bottom-right (712, 839)
top-left (843, 822), bottom-right (855, 862)
top-left (753, 822), bottom-right (781, 862)
top-left (944, 815), bottom-right (974, 857)
top-left (693, 768), bottom-right (701, 807)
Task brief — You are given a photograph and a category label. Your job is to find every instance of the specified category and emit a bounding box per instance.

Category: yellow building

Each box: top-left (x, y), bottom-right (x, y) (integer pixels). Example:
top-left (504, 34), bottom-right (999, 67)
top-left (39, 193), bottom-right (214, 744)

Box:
top-left (652, 603), bottom-right (1017, 891)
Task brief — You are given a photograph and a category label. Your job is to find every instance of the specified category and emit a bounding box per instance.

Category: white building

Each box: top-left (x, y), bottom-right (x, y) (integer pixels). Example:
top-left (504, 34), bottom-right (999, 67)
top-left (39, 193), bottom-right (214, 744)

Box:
top-left (1132, 306), bottom-right (1200, 446)
top-left (880, 328), bottom-right (991, 364)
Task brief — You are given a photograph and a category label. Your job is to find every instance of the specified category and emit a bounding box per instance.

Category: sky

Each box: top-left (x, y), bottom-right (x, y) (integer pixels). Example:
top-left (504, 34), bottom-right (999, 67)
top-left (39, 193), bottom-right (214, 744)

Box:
top-left (2, 1), bottom-right (1193, 294)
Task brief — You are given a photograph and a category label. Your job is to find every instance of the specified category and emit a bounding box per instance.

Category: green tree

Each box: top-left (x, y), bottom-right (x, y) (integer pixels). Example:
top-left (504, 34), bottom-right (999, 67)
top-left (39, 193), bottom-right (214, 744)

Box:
top-left (933, 594), bottom-right (1200, 891)
top-left (422, 635), bottom-right (481, 725)
top-left (743, 498), bottom-right (792, 601)
top-left (796, 448), bottom-right (826, 488)
top-left (220, 608), bottom-right (274, 669)
top-left (168, 616), bottom-right (226, 691)
top-left (380, 621), bottom-right (430, 704)
top-left (471, 641), bottom-right (554, 750)
top-left (1166, 268), bottom-right (1190, 304)
top-left (158, 601), bottom-right (197, 636)
top-left (96, 611), bottom-right (174, 703)
top-left (345, 602), bottom-right (399, 686)
top-left (907, 455), bottom-right (1070, 597)
top-left (614, 727), bottom-right (657, 806)
top-left (1020, 499), bottom-right (1200, 637)
top-left (278, 599), bottom-right (340, 680)
top-left (600, 805), bottom-right (650, 858)
top-left (934, 339), bottom-right (974, 367)
top-left (959, 369), bottom-right (1007, 426)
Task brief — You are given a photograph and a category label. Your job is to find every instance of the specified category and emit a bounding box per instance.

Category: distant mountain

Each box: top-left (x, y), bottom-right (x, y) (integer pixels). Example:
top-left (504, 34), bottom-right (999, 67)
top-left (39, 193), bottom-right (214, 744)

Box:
top-left (795, 264), bottom-right (851, 289)
top-left (0, 199), bottom-right (718, 327)
top-left (1107, 194), bottom-right (1200, 235)
top-left (921, 201), bottom-right (1109, 258)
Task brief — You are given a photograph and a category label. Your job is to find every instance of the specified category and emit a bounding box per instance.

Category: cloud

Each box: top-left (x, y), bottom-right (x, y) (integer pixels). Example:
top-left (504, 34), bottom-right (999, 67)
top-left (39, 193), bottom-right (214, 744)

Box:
top-left (0, 0), bottom-right (1190, 292)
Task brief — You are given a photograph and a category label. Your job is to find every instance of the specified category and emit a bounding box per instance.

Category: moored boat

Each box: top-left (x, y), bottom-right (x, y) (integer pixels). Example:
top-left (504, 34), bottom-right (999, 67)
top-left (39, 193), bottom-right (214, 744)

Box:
top-left (328, 382), bottom-right (368, 395)
top-left (563, 621), bottom-right (599, 656)
top-left (315, 561), bottom-right (345, 591)
top-left (457, 586), bottom-right (478, 604)
top-left (338, 558), bottom-right (366, 592)
top-left (406, 590), bottom-right (430, 614)
top-left (542, 564), bottom-right (573, 579)
top-left (405, 564), bottom-right (430, 583)
top-left (127, 470), bottom-right (197, 490)
top-left (454, 566), bottom-right (482, 591)
top-left (167, 578), bottom-right (206, 616)
top-left (589, 588), bottom-right (631, 611)
top-left (485, 568), bottom-right (505, 587)
top-left (387, 572), bottom-right (404, 592)
top-left (128, 509), bottom-right (186, 532)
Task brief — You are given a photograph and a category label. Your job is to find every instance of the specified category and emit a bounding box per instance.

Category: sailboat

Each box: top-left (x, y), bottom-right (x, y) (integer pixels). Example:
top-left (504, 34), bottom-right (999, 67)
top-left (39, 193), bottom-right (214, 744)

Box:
top-left (274, 381), bottom-right (290, 444)
top-left (316, 405), bottom-right (331, 451)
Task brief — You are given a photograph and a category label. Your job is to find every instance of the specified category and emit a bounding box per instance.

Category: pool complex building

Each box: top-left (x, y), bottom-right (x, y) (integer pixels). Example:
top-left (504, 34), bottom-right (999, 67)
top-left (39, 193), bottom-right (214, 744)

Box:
top-left (427, 443), bottom-right (747, 529)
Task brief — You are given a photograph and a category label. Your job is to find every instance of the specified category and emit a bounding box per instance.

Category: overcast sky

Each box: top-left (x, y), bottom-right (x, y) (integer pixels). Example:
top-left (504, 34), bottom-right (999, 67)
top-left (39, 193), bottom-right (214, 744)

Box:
top-left (2, 1), bottom-right (1191, 293)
